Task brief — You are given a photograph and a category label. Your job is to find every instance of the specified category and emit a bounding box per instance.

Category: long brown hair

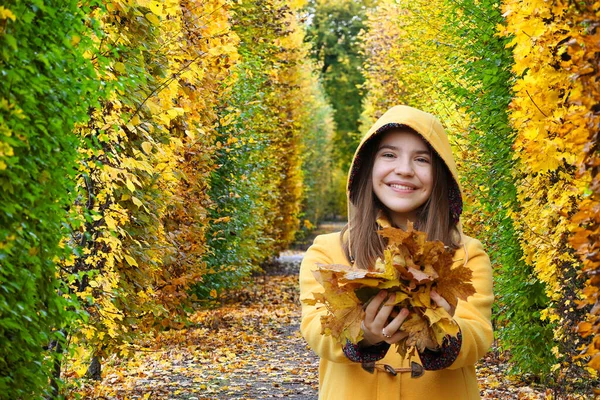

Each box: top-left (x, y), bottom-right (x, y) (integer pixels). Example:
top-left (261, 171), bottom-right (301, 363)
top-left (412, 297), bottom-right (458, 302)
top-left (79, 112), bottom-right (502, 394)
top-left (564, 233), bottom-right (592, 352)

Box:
top-left (342, 128), bottom-right (461, 270)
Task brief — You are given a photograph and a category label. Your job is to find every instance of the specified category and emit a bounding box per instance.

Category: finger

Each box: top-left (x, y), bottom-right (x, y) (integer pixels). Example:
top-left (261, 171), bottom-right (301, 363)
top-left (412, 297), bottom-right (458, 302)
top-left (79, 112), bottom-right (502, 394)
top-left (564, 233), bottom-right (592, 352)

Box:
top-left (431, 290), bottom-right (454, 316)
top-left (372, 294), bottom-right (396, 328)
top-left (383, 307), bottom-right (409, 336)
top-left (361, 291), bottom-right (391, 346)
top-left (388, 330), bottom-right (408, 344)
top-left (364, 291), bottom-right (388, 325)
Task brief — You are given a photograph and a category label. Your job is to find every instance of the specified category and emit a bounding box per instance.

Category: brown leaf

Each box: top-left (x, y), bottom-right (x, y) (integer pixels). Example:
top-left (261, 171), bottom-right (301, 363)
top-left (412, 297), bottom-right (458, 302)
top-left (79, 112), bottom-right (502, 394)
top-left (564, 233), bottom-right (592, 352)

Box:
top-left (410, 286), bottom-right (432, 308)
top-left (401, 313), bottom-right (436, 352)
top-left (435, 262), bottom-right (476, 310)
top-left (305, 269), bottom-right (365, 343)
top-left (407, 266), bottom-right (434, 284)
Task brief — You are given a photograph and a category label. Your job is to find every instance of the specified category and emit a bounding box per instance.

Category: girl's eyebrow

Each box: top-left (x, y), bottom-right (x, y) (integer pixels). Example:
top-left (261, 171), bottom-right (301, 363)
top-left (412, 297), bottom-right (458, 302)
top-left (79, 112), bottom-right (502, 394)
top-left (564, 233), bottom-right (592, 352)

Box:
top-left (378, 144), bottom-right (430, 154)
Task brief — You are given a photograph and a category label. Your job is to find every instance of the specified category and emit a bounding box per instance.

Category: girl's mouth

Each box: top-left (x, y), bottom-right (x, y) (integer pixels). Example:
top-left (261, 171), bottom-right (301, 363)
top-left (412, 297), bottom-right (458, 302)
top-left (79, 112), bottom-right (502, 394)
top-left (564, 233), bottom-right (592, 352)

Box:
top-left (389, 184), bottom-right (416, 191)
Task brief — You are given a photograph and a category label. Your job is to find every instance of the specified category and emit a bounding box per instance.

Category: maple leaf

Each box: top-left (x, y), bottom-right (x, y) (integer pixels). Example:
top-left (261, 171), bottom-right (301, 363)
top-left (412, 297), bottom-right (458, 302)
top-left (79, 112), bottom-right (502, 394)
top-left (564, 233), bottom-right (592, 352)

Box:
top-left (401, 313), bottom-right (436, 353)
top-left (389, 291), bottom-right (410, 305)
top-left (423, 305), bottom-right (452, 325)
top-left (308, 269), bottom-right (365, 343)
top-left (432, 318), bottom-right (459, 343)
top-left (410, 286), bottom-right (432, 308)
top-left (407, 266), bottom-right (434, 284)
top-left (434, 260), bottom-right (476, 310)
top-left (322, 303), bottom-right (365, 343)
top-left (312, 269), bottom-right (361, 310)
top-left (378, 224), bottom-right (413, 244)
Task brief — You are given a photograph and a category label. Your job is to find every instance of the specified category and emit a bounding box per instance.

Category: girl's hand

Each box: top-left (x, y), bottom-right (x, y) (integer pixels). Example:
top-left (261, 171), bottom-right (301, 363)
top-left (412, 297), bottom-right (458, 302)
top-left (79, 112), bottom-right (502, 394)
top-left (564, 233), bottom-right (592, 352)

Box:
top-left (423, 290), bottom-right (456, 350)
top-left (361, 291), bottom-right (409, 346)
top-left (430, 289), bottom-right (455, 317)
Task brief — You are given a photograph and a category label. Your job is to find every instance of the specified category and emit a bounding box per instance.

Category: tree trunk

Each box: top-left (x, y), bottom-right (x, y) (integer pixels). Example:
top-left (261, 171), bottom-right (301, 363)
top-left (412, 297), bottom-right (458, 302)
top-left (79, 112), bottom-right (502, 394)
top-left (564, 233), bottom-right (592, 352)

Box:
top-left (85, 356), bottom-right (102, 381)
top-left (48, 338), bottom-right (62, 399)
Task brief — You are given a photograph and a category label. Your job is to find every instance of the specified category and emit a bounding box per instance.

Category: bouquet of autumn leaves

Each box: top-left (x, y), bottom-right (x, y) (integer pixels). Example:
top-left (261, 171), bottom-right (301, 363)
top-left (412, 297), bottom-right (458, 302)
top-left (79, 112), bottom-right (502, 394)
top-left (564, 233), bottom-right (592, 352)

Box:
top-left (303, 222), bottom-right (475, 358)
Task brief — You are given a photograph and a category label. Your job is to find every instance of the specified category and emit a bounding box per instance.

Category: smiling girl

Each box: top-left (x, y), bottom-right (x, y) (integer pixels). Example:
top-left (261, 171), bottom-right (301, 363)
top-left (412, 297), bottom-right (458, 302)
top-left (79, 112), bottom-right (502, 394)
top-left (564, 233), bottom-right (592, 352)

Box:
top-left (299, 105), bottom-right (493, 399)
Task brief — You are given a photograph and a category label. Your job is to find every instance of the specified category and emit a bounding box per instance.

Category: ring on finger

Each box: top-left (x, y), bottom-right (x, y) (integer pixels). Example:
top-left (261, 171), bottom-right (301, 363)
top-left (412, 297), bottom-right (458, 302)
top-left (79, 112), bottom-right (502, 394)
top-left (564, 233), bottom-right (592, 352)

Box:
top-left (382, 328), bottom-right (392, 338)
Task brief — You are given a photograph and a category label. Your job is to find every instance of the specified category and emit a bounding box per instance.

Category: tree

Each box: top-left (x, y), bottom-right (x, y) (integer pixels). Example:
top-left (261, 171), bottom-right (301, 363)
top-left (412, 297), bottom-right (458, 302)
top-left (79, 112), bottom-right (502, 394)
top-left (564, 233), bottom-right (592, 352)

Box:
top-left (303, 0), bottom-right (374, 173)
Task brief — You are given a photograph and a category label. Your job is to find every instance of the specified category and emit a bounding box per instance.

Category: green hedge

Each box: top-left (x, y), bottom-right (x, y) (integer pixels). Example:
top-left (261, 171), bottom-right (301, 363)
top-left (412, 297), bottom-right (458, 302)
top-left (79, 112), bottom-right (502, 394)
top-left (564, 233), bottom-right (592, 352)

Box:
top-left (197, 0), bottom-right (335, 298)
top-left (0, 1), bottom-right (102, 397)
top-left (444, 0), bottom-right (555, 376)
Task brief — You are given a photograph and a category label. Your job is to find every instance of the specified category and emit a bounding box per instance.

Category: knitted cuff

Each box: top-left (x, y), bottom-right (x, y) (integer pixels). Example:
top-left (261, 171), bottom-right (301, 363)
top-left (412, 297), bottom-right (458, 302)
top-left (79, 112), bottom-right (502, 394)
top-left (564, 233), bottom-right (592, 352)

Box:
top-left (342, 340), bottom-right (391, 363)
top-left (419, 331), bottom-right (462, 370)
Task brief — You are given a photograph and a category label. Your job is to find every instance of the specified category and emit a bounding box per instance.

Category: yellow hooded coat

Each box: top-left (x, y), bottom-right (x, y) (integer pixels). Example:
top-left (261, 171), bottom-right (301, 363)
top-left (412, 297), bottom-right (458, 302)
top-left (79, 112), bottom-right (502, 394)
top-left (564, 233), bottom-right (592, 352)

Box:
top-left (299, 105), bottom-right (494, 400)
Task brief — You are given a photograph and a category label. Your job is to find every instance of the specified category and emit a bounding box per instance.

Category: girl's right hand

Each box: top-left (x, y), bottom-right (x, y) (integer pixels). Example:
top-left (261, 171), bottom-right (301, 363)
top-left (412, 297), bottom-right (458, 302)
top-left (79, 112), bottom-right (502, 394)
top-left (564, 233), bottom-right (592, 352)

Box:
top-left (361, 290), bottom-right (409, 346)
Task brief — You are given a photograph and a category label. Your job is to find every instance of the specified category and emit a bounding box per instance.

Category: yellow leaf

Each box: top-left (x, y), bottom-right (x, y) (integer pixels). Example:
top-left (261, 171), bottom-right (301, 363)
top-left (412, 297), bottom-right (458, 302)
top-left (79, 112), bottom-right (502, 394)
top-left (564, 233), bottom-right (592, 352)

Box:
top-left (113, 62), bottom-right (126, 74)
top-left (402, 313), bottom-right (436, 352)
top-left (126, 178), bottom-right (135, 192)
top-left (149, 1), bottom-right (163, 16)
top-left (170, 137), bottom-right (183, 148)
top-left (167, 107), bottom-right (185, 118)
top-left (141, 141), bottom-right (152, 154)
top-left (219, 113), bottom-right (236, 127)
top-left (423, 306), bottom-right (452, 326)
top-left (0, 7), bottom-right (17, 21)
top-left (145, 12), bottom-right (160, 25)
top-left (185, 129), bottom-right (196, 140)
top-left (73, 346), bottom-right (94, 378)
top-left (131, 196), bottom-right (143, 207)
top-left (411, 287), bottom-right (432, 308)
top-left (104, 215), bottom-right (117, 231)
top-left (213, 216), bottom-right (231, 224)
top-left (124, 255), bottom-right (138, 267)
top-left (433, 318), bottom-right (459, 340)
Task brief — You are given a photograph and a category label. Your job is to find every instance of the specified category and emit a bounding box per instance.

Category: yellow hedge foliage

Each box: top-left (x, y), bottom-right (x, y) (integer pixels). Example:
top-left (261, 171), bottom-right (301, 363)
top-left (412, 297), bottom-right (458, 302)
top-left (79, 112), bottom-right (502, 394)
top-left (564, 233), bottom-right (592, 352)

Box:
top-left (63, 1), bottom-right (333, 380)
top-left (501, 0), bottom-right (593, 377)
top-left (560, 0), bottom-right (600, 373)
top-left (67, 0), bottom-right (239, 363)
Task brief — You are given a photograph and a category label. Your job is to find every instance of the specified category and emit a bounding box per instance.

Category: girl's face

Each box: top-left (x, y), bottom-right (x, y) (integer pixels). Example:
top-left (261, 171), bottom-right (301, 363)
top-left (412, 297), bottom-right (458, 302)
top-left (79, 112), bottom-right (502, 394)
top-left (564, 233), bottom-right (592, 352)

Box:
top-left (371, 129), bottom-right (433, 227)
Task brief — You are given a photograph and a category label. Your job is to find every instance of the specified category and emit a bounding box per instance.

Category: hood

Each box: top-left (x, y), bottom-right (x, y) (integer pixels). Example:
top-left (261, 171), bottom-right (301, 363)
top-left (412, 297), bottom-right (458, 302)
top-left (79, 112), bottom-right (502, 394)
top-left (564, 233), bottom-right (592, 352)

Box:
top-left (347, 105), bottom-right (463, 224)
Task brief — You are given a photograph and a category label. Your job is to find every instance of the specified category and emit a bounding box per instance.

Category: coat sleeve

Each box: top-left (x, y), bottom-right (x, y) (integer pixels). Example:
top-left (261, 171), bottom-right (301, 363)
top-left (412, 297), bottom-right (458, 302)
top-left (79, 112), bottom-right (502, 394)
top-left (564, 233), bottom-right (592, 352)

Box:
top-left (447, 237), bottom-right (494, 369)
top-left (299, 234), bottom-right (356, 364)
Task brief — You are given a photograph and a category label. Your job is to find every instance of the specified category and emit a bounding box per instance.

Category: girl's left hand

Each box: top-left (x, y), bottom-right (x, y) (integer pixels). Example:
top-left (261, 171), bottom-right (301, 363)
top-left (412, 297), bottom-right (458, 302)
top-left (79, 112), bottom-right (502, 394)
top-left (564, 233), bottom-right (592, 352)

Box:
top-left (425, 290), bottom-right (456, 350)
top-left (430, 289), bottom-right (455, 317)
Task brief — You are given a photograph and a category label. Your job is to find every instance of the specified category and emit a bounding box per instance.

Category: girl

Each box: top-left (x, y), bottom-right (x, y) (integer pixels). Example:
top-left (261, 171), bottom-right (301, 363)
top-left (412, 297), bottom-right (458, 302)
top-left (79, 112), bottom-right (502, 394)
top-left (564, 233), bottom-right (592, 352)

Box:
top-left (299, 105), bottom-right (493, 399)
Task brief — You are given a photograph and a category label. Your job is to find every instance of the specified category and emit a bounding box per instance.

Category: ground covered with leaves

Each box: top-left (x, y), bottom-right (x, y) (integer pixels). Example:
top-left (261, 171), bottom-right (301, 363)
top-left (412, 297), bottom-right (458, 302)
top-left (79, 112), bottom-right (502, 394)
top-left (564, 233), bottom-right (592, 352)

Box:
top-left (68, 249), bottom-right (568, 399)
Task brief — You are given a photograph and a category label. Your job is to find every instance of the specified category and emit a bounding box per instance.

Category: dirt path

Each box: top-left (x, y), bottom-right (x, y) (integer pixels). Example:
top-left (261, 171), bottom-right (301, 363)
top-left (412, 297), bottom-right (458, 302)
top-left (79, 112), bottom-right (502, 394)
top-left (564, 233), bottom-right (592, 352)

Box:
top-left (193, 255), bottom-right (321, 400)
top-left (69, 232), bottom-right (329, 399)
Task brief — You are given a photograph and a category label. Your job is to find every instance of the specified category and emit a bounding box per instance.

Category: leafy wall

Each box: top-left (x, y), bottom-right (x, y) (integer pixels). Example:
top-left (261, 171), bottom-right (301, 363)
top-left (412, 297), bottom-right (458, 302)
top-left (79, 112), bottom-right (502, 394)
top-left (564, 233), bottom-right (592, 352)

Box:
top-left (0, 1), bottom-right (333, 397)
top-left (359, 0), bottom-right (599, 393)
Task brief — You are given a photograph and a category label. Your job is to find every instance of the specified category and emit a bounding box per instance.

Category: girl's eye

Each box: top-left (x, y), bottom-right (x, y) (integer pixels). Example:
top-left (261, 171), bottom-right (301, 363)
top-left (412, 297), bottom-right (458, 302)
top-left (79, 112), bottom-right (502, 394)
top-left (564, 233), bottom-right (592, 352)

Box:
top-left (381, 152), bottom-right (395, 158)
top-left (415, 157), bottom-right (430, 163)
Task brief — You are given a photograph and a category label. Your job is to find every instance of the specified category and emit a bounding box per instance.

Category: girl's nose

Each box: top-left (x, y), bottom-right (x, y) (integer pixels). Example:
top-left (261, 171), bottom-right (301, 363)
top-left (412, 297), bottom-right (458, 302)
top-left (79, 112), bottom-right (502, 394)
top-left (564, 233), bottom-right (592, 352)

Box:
top-left (394, 159), bottom-right (414, 176)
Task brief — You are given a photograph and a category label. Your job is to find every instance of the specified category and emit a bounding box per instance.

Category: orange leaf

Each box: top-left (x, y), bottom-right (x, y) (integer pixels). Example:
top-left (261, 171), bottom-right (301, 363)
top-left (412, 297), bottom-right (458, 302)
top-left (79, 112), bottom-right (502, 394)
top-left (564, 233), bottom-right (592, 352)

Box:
top-left (435, 262), bottom-right (475, 310)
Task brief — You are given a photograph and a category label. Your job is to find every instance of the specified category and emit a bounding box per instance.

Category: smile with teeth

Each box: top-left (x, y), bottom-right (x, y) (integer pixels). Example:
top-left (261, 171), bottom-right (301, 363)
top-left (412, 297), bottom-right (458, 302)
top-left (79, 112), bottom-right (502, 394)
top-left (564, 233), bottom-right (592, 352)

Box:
top-left (389, 184), bottom-right (416, 190)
